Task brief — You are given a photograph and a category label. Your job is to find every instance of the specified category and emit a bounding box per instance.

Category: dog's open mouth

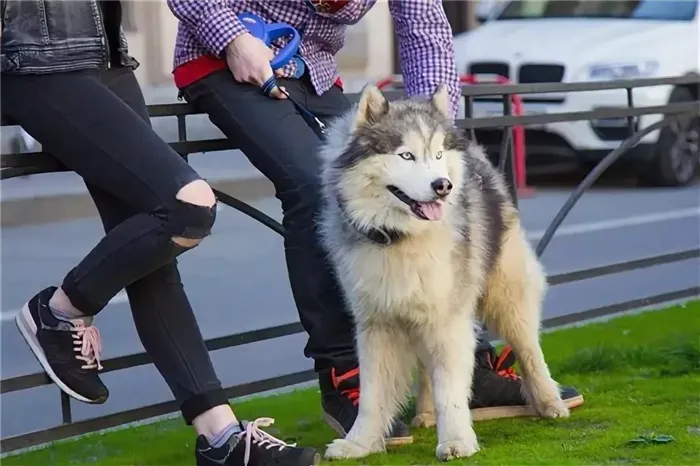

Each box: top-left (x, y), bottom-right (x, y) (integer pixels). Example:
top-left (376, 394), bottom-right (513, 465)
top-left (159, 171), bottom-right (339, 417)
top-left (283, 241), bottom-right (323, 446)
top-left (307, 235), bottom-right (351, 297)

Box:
top-left (387, 186), bottom-right (443, 221)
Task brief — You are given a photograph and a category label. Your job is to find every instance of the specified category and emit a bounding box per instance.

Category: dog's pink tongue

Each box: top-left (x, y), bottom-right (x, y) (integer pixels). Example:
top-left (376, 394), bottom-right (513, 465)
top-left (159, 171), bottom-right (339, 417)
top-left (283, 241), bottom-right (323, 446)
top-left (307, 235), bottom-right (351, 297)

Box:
top-left (417, 202), bottom-right (443, 220)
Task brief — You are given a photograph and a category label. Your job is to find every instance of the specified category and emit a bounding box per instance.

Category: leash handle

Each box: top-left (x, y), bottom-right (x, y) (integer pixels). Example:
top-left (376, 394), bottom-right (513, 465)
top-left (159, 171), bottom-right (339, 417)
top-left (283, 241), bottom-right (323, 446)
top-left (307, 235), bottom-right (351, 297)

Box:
top-left (237, 13), bottom-right (300, 71)
top-left (266, 23), bottom-right (301, 71)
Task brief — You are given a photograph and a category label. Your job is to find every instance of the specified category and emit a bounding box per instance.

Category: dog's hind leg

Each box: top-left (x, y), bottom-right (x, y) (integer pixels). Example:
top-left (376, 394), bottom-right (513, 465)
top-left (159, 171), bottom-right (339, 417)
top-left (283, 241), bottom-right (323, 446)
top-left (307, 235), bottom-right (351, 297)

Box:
top-left (421, 314), bottom-right (480, 461)
top-left (412, 359), bottom-right (436, 428)
top-left (324, 324), bottom-right (414, 460)
top-left (479, 223), bottom-right (568, 419)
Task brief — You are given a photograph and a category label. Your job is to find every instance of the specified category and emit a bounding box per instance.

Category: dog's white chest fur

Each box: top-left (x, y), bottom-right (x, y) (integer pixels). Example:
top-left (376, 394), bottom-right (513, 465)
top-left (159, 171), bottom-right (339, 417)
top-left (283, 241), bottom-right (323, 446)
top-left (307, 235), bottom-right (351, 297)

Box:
top-left (339, 229), bottom-right (457, 324)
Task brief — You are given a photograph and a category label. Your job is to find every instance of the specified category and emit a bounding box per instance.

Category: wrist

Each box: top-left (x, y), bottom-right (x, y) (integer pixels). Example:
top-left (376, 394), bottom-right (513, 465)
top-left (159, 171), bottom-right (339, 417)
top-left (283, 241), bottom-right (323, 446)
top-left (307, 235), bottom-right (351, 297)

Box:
top-left (224, 31), bottom-right (251, 57)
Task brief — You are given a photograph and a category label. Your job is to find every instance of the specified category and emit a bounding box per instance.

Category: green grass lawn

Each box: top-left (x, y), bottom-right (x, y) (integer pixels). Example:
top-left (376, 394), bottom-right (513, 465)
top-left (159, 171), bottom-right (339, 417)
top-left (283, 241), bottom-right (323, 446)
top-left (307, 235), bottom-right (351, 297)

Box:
top-left (5, 301), bottom-right (700, 465)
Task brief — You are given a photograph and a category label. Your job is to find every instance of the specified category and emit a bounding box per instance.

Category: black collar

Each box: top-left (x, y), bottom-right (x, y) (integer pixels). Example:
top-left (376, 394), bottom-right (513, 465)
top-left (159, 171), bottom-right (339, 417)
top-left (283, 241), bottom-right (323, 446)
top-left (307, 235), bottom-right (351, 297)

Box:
top-left (337, 197), bottom-right (406, 246)
top-left (363, 226), bottom-right (405, 246)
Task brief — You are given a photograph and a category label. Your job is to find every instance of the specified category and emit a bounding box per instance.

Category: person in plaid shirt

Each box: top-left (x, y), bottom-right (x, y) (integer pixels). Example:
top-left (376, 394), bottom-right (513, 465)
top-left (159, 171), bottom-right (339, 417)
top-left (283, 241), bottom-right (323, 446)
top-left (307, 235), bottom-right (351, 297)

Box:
top-left (167, 1), bottom-right (584, 465)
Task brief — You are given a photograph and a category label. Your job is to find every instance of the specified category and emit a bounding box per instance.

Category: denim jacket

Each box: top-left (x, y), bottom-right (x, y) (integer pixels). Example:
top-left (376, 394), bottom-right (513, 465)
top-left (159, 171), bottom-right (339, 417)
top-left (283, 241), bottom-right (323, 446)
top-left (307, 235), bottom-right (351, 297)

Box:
top-left (1, 0), bottom-right (138, 74)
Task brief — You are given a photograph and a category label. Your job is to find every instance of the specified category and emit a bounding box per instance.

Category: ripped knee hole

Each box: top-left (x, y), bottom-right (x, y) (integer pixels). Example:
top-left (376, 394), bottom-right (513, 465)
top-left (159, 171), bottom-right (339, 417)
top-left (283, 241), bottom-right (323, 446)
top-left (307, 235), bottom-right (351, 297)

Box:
top-left (168, 197), bottom-right (218, 248)
top-left (175, 180), bottom-right (217, 207)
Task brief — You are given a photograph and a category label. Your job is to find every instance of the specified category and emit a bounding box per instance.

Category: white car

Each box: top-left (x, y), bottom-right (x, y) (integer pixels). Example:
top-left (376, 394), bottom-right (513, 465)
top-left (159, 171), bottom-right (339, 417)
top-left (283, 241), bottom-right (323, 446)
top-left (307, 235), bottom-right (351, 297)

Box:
top-left (454, 0), bottom-right (700, 186)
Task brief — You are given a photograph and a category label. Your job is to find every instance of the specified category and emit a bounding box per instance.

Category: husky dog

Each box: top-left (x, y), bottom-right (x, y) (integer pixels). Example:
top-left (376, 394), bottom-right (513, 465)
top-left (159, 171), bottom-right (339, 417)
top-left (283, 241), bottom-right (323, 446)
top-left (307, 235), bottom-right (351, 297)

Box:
top-left (317, 84), bottom-right (569, 462)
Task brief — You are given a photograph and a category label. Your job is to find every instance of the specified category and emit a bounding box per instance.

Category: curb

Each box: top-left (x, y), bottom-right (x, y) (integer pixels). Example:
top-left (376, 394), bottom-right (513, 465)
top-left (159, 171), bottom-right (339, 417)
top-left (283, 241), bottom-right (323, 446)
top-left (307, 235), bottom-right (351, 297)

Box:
top-left (1, 176), bottom-right (274, 228)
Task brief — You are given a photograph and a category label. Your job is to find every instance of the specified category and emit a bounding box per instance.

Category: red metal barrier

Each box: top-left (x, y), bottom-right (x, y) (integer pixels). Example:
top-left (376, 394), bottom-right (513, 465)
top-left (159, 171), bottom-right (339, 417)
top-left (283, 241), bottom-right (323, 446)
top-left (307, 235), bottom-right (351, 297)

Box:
top-left (376, 75), bottom-right (534, 198)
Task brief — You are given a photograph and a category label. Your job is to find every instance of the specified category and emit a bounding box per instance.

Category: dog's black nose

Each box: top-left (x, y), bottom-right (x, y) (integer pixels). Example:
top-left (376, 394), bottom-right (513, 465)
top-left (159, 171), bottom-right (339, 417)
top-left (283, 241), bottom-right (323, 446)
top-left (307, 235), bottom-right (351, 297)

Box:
top-left (431, 178), bottom-right (453, 197)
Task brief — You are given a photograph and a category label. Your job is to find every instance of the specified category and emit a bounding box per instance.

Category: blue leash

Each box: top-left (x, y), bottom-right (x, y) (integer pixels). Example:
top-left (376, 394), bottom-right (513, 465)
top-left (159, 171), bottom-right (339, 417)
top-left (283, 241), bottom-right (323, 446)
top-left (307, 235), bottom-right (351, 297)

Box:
top-left (238, 12), bottom-right (327, 135)
top-left (261, 74), bottom-right (327, 135)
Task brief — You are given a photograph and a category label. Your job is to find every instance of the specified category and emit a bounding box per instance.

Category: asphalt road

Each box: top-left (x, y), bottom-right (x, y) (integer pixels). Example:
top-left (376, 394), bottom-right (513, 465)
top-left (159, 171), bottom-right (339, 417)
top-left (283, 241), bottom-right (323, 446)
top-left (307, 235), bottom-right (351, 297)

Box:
top-left (1, 178), bottom-right (699, 440)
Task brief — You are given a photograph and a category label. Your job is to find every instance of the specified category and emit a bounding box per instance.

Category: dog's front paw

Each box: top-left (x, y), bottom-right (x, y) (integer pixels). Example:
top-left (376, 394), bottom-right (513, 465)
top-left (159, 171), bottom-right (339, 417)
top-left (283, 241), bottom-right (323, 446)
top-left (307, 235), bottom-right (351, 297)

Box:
top-left (435, 431), bottom-right (479, 462)
top-left (524, 379), bottom-right (571, 419)
top-left (411, 412), bottom-right (436, 428)
top-left (324, 438), bottom-right (383, 460)
top-left (539, 398), bottom-right (570, 419)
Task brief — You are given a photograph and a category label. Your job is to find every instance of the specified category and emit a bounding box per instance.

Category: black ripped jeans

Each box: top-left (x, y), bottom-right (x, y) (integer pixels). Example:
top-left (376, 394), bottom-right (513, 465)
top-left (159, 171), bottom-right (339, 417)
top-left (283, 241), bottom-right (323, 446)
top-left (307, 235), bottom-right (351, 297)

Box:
top-left (182, 70), bottom-right (494, 372)
top-left (1, 67), bottom-right (227, 423)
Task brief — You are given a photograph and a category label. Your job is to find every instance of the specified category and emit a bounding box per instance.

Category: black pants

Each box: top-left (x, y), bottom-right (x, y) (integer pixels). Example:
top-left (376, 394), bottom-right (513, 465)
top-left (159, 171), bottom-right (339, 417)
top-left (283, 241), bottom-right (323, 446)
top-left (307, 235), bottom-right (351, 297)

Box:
top-left (183, 71), bottom-right (493, 371)
top-left (2, 67), bottom-right (227, 423)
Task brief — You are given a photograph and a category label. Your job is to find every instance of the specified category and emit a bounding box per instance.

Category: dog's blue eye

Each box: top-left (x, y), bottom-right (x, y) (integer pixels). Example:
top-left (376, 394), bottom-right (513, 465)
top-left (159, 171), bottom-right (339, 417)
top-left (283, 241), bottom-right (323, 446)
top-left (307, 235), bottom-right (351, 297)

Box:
top-left (398, 152), bottom-right (415, 160)
top-left (436, 151), bottom-right (443, 160)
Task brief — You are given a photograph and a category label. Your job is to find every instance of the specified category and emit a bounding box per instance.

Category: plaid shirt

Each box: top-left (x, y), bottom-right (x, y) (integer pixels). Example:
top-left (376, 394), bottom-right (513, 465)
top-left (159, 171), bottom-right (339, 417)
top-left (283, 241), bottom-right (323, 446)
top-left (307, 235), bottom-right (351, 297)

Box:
top-left (167, 0), bottom-right (460, 118)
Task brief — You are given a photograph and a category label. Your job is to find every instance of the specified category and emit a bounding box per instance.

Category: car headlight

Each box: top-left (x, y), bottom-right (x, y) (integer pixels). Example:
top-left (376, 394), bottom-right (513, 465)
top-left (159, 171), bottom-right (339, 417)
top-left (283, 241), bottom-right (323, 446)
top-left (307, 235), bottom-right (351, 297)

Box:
top-left (586, 61), bottom-right (659, 81)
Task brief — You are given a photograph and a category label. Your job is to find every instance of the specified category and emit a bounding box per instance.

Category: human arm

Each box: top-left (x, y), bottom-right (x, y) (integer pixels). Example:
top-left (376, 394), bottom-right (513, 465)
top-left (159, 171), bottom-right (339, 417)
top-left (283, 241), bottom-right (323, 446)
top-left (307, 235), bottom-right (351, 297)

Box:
top-left (166, 0), bottom-right (249, 57)
top-left (388, 0), bottom-right (461, 120)
top-left (166, 0), bottom-right (285, 97)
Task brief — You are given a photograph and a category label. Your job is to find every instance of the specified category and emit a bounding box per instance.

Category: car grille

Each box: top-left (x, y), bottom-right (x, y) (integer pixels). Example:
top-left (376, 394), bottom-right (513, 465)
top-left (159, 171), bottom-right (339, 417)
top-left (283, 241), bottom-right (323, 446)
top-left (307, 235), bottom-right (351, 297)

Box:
top-left (467, 61), bottom-right (510, 79)
top-left (518, 64), bottom-right (565, 84)
top-left (466, 61), bottom-right (566, 104)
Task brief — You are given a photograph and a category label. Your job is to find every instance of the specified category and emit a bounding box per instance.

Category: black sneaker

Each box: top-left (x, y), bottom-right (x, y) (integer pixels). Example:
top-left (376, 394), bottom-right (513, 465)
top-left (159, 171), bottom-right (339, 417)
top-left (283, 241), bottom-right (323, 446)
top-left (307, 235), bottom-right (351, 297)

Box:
top-left (15, 287), bottom-right (109, 404)
top-left (318, 364), bottom-right (413, 446)
top-left (195, 418), bottom-right (320, 466)
top-left (470, 345), bottom-right (584, 420)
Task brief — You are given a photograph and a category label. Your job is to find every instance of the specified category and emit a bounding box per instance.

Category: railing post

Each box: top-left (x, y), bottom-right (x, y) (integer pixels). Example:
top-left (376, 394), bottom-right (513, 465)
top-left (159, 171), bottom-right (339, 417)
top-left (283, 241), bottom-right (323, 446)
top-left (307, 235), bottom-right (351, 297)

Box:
top-left (626, 87), bottom-right (635, 138)
top-left (60, 391), bottom-right (72, 424)
top-left (500, 94), bottom-right (518, 207)
top-left (464, 94), bottom-right (477, 143)
top-left (177, 114), bottom-right (189, 163)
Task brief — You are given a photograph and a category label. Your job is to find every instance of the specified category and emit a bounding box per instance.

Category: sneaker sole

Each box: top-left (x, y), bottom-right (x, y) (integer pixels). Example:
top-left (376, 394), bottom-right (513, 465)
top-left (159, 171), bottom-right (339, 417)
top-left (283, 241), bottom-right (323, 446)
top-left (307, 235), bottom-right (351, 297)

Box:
top-left (310, 452), bottom-right (321, 465)
top-left (16, 303), bottom-right (106, 405)
top-left (322, 412), bottom-right (414, 446)
top-left (471, 394), bottom-right (585, 421)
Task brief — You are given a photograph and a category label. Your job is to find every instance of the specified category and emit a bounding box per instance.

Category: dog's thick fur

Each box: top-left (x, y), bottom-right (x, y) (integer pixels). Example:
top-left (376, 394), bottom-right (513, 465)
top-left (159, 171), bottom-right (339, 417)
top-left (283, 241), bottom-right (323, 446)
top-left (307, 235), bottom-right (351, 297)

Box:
top-left (317, 84), bottom-right (568, 462)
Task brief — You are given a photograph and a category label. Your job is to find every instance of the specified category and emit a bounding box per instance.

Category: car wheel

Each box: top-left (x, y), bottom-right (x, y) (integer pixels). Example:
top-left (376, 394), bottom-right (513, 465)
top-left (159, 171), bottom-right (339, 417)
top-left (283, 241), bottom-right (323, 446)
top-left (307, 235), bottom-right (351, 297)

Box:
top-left (639, 86), bottom-right (699, 187)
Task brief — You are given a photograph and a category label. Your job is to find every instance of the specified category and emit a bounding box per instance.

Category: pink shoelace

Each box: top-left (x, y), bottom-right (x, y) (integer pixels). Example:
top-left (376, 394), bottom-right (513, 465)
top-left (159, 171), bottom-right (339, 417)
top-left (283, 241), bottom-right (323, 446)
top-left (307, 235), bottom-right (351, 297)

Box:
top-left (239, 418), bottom-right (295, 466)
top-left (71, 321), bottom-right (103, 370)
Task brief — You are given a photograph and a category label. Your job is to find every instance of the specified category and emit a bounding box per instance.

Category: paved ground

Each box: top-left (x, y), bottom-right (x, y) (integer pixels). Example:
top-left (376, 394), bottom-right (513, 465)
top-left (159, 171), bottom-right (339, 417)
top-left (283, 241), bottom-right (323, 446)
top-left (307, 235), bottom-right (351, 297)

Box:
top-left (1, 178), bottom-right (699, 439)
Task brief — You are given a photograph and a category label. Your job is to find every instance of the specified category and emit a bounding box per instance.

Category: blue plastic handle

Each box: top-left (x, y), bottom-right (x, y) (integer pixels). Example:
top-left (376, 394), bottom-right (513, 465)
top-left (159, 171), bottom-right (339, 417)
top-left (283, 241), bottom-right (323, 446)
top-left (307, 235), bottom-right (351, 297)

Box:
top-left (237, 13), bottom-right (301, 71)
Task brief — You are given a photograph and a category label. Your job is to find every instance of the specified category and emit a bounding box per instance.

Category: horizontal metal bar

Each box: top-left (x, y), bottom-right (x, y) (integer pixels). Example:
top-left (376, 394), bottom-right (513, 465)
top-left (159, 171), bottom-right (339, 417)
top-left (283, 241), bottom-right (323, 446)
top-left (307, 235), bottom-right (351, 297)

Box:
top-left (170, 138), bottom-right (235, 154)
top-left (3, 76), bottom-right (697, 128)
top-left (548, 249), bottom-right (700, 286)
top-left (146, 102), bottom-right (199, 117)
top-left (0, 154), bottom-right (67, 171)
top-left (4, 101), bottom-right (696, 178)
top-left (1, 139), bottom-right (234, 171)
top-left (0, 369), bottom-right (316, 454)
top-left (1, 322), bottom-right (304, 395)
top-left (460, 74), bottom-right (700, 97)
top-left (3, 287), bottom-right (696, 454)
top-left (456, 101), bottom-right (697, 130)
top-left (540, 287), bottom-right (699, 330)
top-left (138, 90), bottom-right (401, 120)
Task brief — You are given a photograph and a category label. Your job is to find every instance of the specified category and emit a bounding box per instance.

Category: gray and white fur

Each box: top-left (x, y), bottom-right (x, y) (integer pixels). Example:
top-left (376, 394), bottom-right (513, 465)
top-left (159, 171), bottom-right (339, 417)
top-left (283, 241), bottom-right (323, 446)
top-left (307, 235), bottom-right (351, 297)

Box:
top-left (318, 84), bottom-right (568, 462)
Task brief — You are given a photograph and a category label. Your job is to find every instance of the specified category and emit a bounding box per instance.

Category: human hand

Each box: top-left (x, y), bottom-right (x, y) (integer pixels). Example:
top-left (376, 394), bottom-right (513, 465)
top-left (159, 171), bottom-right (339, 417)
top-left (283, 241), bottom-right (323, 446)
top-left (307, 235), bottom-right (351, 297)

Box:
top-left (225, 33), bottom-right (287, 99)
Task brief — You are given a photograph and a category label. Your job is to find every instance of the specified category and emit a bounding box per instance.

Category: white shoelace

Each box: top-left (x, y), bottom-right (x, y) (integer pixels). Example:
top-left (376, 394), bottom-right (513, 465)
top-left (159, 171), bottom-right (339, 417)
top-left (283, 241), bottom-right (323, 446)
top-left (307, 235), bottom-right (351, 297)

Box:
top-left (239, 418), bottom-right (296, 466)
top-left (71, 322), bottom-right (103, 370)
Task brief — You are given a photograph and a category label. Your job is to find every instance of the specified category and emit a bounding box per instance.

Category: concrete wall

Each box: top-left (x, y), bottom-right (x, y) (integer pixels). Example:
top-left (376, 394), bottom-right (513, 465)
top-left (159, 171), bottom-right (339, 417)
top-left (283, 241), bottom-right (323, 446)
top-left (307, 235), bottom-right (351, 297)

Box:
top-left (124, 0), bottom-right (395, 87)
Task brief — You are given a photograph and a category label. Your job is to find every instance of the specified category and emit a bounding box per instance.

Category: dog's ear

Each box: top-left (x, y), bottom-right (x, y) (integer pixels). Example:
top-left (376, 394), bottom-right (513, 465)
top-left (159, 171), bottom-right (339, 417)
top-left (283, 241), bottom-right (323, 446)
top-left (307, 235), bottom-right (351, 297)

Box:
top-left (430, 84), bottom-right (451, 119)
top-left (355, 84), bottom-right (389, 127)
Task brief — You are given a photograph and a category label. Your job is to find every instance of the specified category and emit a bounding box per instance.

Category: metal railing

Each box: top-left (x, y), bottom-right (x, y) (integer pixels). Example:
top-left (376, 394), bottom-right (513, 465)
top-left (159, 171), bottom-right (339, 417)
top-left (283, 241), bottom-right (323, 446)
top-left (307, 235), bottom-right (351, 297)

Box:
top-left (1, 75), bottom-right (699, 454)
